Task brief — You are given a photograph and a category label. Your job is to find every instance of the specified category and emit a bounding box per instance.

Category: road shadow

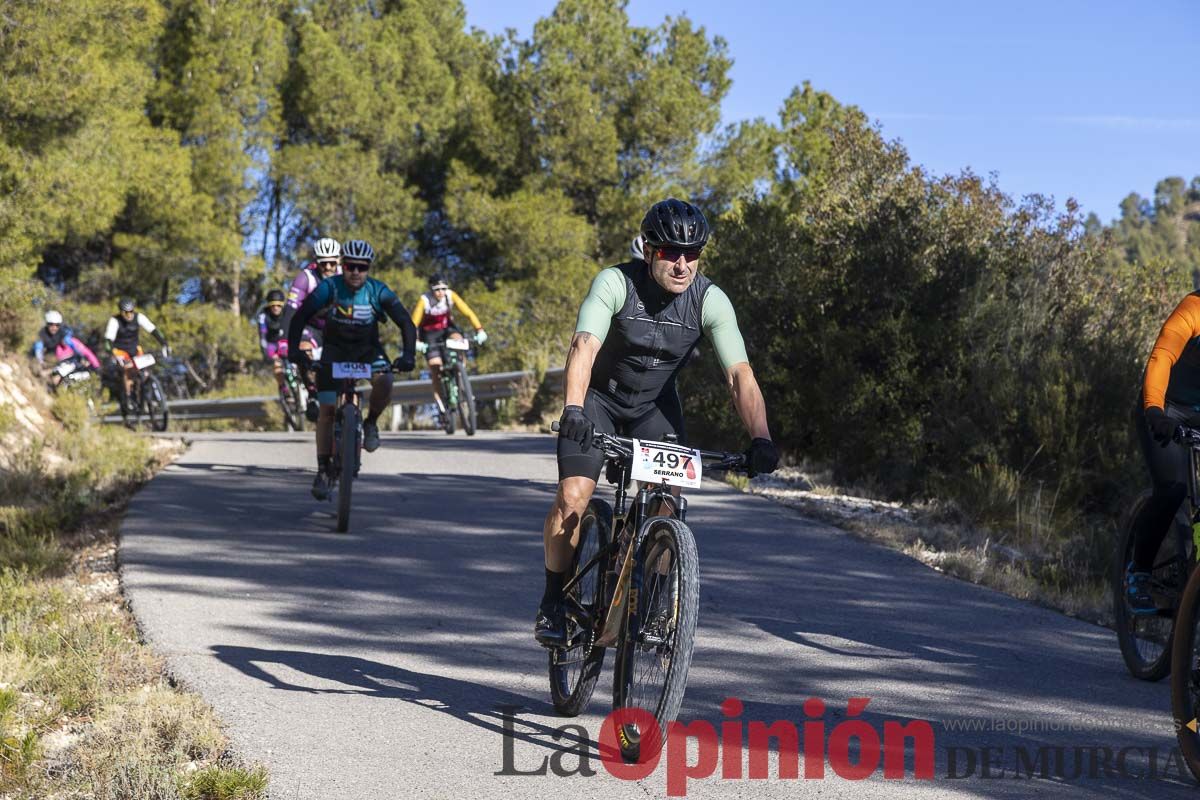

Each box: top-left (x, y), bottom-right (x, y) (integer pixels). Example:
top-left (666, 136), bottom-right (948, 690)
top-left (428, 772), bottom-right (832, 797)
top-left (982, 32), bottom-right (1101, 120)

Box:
top-left (211, 644), bottom-right (603, 760)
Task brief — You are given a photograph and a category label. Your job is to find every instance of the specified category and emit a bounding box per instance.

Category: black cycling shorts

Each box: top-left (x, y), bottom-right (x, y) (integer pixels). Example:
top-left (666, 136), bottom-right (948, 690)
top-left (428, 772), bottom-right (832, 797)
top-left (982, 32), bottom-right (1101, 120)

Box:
top-left (419, 326), bottom-right (464, 363)
top-left (556, 387), bottom-right (685, 482)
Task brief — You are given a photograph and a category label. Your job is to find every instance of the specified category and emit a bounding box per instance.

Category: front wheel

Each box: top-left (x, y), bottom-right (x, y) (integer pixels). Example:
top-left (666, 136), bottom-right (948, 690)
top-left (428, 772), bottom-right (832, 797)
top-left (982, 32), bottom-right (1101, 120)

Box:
top-left (143, 375), bottom-right (169, 432)
top-left (611, 516), bottom-right (700, 763)
top-left (1173, 567), bottom-right (1200, 781)
top-left (456, 365), bottom-right (477, 436)
top-left (335, 403), bottom-right (359, 533)
top-left (440, 372), bottom-right (456, 435)
top-left (549, 499), bottom-right (612, 716)
top-left (1113, 489), bottom-right (1185, 681)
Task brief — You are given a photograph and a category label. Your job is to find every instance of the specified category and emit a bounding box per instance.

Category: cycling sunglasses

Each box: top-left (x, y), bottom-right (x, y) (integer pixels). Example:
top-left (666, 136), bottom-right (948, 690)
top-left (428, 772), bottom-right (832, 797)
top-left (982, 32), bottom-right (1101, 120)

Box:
top-left (653, 246), bottom-right (703, 263)
top-left (342, 261), bottom-right (371, 273)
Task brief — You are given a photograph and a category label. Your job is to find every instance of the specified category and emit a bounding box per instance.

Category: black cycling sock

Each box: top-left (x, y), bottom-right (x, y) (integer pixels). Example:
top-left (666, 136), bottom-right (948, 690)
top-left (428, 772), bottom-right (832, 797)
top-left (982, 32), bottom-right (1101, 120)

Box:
top-left (365, 411), bottom-right (378, 426)
top-left (541, 568), bottom-right (566, 607)
top-left (318, 455), bottom-right (331, 472)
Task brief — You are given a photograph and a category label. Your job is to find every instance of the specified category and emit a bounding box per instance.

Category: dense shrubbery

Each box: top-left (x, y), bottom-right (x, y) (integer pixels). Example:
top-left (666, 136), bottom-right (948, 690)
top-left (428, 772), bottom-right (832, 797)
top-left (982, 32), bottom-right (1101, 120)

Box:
top-left (683, 89), bottom-right (1191, 576)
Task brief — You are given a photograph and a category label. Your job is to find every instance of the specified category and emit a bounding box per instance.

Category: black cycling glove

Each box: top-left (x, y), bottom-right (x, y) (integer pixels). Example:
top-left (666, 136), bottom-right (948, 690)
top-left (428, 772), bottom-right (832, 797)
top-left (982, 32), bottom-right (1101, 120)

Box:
top-left (558, 405), bottom-right (594, 450)
top-left (392, 354), bottom-right (416, 374)
top-left (1146, 406), bottom-right (1177, 447)
top-left (286, 347), bottom-right (307, 366)
top-left (745, 438), bottom-right (779, 478)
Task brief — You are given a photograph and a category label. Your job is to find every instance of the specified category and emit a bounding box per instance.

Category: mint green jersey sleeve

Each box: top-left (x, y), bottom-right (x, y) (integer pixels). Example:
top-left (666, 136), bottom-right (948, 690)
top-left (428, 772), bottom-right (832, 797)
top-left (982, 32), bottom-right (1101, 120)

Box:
top-left (701, 285), bottom-right (750, 371)
top-left (574, 267), bottom-right (627, 342)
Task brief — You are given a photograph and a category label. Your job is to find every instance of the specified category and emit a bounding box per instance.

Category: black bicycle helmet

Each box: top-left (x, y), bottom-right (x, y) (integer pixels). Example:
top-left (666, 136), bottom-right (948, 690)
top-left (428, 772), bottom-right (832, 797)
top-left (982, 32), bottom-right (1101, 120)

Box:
top-left (640, 198), bottom-right (710, 249)
top-left (118, 297), bottom-right (136, 312)
top-left (266, 289), bottom-right (285, 303)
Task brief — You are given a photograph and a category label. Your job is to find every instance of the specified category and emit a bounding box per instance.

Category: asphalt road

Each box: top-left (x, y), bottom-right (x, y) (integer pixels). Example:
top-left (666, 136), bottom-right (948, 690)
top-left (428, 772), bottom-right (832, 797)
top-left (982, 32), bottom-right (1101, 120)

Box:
top-left (121, 431), bottom-right (1193, 799)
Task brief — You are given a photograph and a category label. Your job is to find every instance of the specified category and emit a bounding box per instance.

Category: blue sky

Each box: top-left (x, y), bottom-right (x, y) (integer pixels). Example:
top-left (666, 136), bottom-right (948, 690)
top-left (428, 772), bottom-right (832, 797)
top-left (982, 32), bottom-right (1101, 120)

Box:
top-left (463, 0), bottom-right (1197, 222)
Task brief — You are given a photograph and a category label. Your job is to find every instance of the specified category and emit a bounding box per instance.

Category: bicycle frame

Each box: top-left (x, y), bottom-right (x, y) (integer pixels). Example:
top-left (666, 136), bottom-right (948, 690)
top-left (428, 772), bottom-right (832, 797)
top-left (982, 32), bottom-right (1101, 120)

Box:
top-left (1156, 431), bottom-right (1200, 599)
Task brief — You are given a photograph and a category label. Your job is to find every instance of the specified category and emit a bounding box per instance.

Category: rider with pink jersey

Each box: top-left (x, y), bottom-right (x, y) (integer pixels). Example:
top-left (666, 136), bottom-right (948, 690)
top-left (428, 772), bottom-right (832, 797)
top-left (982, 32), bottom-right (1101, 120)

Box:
top-left (33, 310), bottom-right (100, 387)
top-left (280, 237), bottom-right (341, 420)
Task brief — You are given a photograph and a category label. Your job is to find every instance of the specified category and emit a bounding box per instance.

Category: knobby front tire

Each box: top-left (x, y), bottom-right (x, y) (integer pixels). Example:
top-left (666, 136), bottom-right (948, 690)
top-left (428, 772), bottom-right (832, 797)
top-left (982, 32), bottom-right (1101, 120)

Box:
top-left (1173, 566), bottom-right (1200, 781)
top-left (144, 375), bottom-right (169, 432)
top-left (456, 366), bottom-right (476, 436)
top-left (336, 403), bottom-right (359, 533)
top-left (549, 499), bottom-right (612, 716)
top-left (611, 516), bottom-right (700, 763)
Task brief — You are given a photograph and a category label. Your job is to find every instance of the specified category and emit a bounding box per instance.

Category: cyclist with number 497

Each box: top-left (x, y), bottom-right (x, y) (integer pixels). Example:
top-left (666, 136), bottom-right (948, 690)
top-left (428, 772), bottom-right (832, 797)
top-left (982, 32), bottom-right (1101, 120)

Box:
top-left (534, 198), bottom-right (780, 645)
top-left (286, 240), bottom-right (417, 500)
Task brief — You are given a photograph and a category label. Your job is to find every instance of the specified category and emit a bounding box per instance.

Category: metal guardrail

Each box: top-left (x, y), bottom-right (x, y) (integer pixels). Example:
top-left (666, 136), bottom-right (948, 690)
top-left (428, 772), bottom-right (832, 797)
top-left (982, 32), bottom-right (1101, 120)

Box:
top-left (102, 367), bottom-right (564, 424)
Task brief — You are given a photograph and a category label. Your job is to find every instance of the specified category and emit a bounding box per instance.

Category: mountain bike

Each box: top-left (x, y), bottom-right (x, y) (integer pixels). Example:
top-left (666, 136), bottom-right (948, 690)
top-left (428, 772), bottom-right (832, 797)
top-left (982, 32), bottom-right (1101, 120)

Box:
top-left (49, 356), bottom-right (99, 414)
top-left (435, 337), bottom-right (476, 436)
top-left (277, 360), bottom-right (308, 432)
top-left (546, 423), bottom-right (746, 762)
top-left (324, 360), bottom-right (381, 533)
top-left (117, 352), bottom-right (169, 432)
top-left (1164, 423), bottom-right (1200, 780)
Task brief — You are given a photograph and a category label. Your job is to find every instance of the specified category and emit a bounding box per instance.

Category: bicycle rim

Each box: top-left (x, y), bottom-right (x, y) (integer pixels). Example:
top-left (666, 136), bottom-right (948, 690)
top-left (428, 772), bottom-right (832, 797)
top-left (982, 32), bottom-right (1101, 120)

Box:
top-left (549, 500), bottom-right (611, 715)
top-left (613, 517), bottom-right (699, 762)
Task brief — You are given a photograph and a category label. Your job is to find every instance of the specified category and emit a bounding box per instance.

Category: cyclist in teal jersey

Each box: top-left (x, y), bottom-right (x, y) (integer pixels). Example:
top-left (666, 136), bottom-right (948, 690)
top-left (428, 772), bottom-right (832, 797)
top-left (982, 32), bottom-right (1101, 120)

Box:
top-left (287, 240), bottom-right (417, 499)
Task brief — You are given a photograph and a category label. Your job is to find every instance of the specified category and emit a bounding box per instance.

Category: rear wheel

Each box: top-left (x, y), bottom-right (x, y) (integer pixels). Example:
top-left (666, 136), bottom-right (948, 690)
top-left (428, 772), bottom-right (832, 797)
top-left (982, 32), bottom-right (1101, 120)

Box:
top-left (611, 516), bottom-right (700, 763)
top-left (1114, 489), bottom-right (1188, 680)
top-left (336, 403), bottom-right (359, 533)
top-left (456, 366), bottom-right (476, 436)
top-left (549, 499), bottom-right (612, 715)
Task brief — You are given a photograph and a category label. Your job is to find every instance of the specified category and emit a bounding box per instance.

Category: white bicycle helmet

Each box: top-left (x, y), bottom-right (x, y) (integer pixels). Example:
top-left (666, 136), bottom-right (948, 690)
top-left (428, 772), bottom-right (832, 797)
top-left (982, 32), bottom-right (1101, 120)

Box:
top-left (341, 239), bottom-right (376, 264)
top-left (44, 310), bottom-right (63, 325)
top-left (313, 237), bottom-right (341, 260)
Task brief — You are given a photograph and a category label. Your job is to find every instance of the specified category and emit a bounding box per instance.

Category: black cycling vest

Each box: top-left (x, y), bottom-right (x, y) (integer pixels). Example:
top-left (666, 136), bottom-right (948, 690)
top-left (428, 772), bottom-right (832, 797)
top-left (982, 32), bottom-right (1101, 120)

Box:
top-left (260, 310), bottom-right (285, 343)
top-left (589, 261), bottom-right (711, 408)
top-left (38, 325), bottom-right (66, 353)
top-left (112, 314), bottom-right (140, 352)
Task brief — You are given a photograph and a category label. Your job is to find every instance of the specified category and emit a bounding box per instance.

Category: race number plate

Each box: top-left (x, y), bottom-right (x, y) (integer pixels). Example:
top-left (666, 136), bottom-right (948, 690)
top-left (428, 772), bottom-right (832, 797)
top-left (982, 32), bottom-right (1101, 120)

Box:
top-left (132, 354), bottom-right (156, 370)
top-left (630, 439), bottom-right (702, 489)
top-left (332, 361), bottom-right (371, 380)
top-left (55, 361), bottom-right (76, 377)
top-left (446, 338), bottom-right (470, 351)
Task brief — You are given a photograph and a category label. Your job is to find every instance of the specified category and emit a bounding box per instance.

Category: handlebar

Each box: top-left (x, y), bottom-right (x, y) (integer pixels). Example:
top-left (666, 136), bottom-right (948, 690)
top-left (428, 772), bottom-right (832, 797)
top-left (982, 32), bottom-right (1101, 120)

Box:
top-left (1175, 425), bottom-right (1200, 447)
top-left (551, 421), bottom-right (747, 471)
